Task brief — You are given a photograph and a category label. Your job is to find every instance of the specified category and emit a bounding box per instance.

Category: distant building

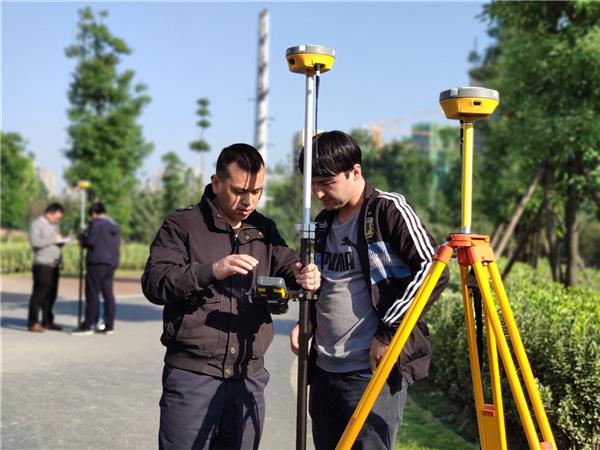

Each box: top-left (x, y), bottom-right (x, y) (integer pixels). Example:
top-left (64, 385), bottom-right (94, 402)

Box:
top-left (411, 122), bottom-right (459, 207)
top-left (36, 167), bottom-right (56, 197)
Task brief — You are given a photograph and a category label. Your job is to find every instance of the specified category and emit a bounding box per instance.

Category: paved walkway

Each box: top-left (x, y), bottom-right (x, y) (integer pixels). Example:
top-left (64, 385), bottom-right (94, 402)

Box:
top-left (1, 274), bottom-right (313, 450)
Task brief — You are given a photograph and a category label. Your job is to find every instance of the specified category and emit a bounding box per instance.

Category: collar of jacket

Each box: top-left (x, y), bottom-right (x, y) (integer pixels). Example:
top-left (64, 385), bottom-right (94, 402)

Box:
top-left (315, 180), bottom-right (378, 227)
top-left (199, 183), bottom-right (266, 237)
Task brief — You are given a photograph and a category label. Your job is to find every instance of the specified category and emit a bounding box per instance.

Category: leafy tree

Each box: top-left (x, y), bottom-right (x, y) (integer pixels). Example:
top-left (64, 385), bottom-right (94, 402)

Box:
top-left (0, 132), bottom-right (39, 232)
top-left (161, 151), bottom-right (187, 216)
top-left (182, 167), bottom-right (205, 205)
top-left (363, 138), bottom-right (434, 216)
top-left (189, 97), bottom-right (211, 184)
top-left (473, 1), bottom-right (600, 284)
top-left (129, 184), bottom-right (164, 244)
top-left (64, 7), bottom-right (153, 237)
top-left (263, 161), bottom-right (301, 247)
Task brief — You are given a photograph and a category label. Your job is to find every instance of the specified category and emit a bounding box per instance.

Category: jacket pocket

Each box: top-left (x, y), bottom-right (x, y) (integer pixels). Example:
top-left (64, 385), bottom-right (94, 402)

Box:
top-left (241, 303), bottom-right (273, 358)
top-left (398, 319), bottom-right (432, 384)
top-left (175, 299), bottom-right (223, 356)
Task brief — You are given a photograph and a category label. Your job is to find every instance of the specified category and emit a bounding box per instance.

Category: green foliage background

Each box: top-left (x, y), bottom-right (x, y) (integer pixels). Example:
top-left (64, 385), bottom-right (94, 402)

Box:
top-left (1, 132), bottom-right (39, 230)
top-left (427, 261), bottom-right (600, 449)
top-left (63, 7), bottom-right (153, 236)
top-left (0, 241), bottom-right (149, 274)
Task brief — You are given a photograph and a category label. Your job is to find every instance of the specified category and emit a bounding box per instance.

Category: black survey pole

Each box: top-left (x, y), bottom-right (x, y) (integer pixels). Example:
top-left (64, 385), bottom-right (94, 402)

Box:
top-left (285, 44), bottom-right (335, 450)
top-left (76, 181), bottom-right (89, 327)
top-left (295, 68), bottom-right (317, 450)
top-left (78, 245), bottom-right (84, 327)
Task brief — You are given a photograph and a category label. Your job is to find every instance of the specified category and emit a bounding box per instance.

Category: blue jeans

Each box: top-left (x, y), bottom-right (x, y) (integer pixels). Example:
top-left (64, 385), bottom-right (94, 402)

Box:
top-left (159, 365), bottom-right (269, 450)
top-left (309, 365), bottom-right (408, 450)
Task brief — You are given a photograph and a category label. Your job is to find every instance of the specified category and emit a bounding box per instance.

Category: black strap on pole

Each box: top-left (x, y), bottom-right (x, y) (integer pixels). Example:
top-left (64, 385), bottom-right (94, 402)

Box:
top-left (315, 72), bottom-right (320, 153)
top-left (468, 268), bottom-right (485, 374)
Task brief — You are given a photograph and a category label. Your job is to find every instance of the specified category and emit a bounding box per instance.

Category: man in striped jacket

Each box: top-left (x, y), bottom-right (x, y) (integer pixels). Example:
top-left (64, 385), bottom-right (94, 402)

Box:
top-left (290, 130), bottom-right (450, 450)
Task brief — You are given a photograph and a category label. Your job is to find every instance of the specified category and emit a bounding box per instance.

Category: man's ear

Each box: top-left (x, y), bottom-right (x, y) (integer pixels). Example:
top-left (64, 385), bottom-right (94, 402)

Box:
top-left (211, 174), bottom-right (219, 195)
top-left (352, 164), bottom-right (362, 180)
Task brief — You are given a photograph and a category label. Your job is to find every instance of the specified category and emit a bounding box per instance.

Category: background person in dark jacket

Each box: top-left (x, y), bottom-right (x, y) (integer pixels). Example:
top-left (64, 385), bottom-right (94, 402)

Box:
top-left (290, 131), bottom-right (450, 450)
top-left (142, 143), bottom-right (320, 450)
top-left (72, 202), bottom-right (120, 335)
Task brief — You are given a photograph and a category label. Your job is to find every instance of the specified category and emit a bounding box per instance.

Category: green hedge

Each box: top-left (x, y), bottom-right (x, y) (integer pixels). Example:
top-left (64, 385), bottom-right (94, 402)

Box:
top-left (427, 262), bottom-right (600, 449)
top-left (0, 241), bottom-right (149, 274)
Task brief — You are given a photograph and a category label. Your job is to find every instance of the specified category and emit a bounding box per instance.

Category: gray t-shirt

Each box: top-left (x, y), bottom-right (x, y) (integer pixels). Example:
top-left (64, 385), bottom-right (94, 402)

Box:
top-left (315, 211), bottom-right (378, 373)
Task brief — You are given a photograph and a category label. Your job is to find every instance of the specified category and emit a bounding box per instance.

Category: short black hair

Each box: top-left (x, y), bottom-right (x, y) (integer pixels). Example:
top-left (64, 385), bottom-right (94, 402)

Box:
top-left (298, 130), bottom-right (362, 177)
top-left (88, 202), bottom-right (106, 216)
top-left (216, 144), bottom-right (264, 179)
top-left (45, 203), bottom-right (64, 214)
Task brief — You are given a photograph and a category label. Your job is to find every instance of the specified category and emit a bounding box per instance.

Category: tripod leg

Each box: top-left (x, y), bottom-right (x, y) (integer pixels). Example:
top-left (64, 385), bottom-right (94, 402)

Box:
top-left (485, 315), bottom-right (506, 440)
top-left (472, 261), bottom-right (547, 449)
top-left (335, 248), bottom-right (451, 450)
top-left (487, 262), bottom-right (556, 449)
top-left (460, 265), bottom-right (506, 450)
top-left (483, 265), bottom-right (507, 448)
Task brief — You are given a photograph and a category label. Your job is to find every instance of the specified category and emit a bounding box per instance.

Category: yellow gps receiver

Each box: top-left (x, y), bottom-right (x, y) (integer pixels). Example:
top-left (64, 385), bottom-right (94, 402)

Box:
top-left (257, 276), bottom-right (288, 300)
top-left (286, 44), bottom-right (335, 75)
top-left (439, 87), bottom-right (499, 120)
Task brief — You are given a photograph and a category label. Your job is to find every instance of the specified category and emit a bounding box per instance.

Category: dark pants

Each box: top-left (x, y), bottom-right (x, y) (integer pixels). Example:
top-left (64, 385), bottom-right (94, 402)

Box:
top-left (309, 365), bottom-right (408, 450)
top-left (159, 365), bottom-right (269, 450)
top-left (27, 264), bottom-right (60, 326)
top-left (83, 264), bottom-right (116, 330)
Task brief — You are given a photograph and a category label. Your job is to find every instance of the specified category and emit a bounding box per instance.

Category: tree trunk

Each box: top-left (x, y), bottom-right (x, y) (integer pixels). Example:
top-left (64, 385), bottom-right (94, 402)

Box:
top-left (530, 228), bottom-right (540, 268)
top-left (502, 201), bottom-right (546, 279)
top-left (543, 169), bottom-right (561, 282)
top-left (490, 222), bottom-right (506, 249)
top-left (565, 182), bottom-right (580, 287)
top-left (495, 167), bottom-right (543, 260)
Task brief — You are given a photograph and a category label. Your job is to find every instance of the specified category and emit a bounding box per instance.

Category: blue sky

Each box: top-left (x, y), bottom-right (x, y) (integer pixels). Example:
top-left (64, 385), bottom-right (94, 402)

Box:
top-left (2, 2), bottom-right (492, 191)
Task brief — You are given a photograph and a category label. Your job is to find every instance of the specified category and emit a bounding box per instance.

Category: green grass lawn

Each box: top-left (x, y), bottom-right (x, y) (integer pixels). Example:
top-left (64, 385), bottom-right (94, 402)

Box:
top-left (397, 393), bottom-right (478, 450)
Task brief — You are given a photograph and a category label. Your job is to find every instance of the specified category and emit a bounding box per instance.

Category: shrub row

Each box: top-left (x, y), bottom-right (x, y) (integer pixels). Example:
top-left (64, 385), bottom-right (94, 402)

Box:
top-left (0, 241), bottom-right (150, 274)
top-left (426, 261), bottom-right (599, 449)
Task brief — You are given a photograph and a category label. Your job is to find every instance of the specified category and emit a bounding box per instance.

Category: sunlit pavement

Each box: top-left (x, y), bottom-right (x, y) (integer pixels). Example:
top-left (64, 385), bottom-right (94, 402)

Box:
top-left (1, 275), bottom-right (313, 450)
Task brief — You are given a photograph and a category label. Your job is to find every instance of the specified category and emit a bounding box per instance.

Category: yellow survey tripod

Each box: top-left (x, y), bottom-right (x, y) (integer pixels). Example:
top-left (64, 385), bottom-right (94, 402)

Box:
top-left (336, 87), bottom-right (557, 450)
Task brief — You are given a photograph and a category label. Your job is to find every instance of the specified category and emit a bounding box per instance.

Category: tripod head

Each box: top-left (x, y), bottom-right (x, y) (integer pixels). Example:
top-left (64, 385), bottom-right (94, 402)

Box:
top-left (439, 86), bottom-right (500, 233)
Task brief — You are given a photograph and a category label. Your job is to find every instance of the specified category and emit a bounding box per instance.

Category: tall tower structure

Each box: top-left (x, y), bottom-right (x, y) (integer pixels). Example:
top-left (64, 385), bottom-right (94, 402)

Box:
top-left (255, 9), bottom-right (269, 206)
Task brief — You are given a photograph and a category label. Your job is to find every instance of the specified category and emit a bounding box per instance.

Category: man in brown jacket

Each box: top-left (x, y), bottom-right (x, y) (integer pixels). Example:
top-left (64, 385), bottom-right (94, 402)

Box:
top-left (142, 143), bottom-right (320, 450)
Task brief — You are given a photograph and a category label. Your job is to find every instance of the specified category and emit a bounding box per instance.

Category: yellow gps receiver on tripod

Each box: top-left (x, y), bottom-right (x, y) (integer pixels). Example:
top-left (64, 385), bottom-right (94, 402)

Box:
top-left (440, 86), bottom-right (499, 120)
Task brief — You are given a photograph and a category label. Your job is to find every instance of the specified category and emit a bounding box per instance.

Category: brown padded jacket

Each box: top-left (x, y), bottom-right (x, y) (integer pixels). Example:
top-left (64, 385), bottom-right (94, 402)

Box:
top-left (142, 185), bottom-right (299, 379)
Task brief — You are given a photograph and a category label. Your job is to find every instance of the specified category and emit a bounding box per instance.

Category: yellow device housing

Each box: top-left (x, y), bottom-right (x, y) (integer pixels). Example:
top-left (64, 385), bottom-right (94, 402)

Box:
top-left (440, 87), bottom-right (499, 120)
top-left (77, 180), bottom-right (91, 190)
top-left (286, 44), bottom-right (335, 75)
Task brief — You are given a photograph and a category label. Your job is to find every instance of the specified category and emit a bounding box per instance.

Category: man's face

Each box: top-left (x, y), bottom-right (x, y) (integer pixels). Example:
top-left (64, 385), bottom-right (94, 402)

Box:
top-left (311, 165), bottom-right (361, 211)
top-left (211, 163), bottom-right (265, 227)
top-left (45, 211), bottom-right (63, 224)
